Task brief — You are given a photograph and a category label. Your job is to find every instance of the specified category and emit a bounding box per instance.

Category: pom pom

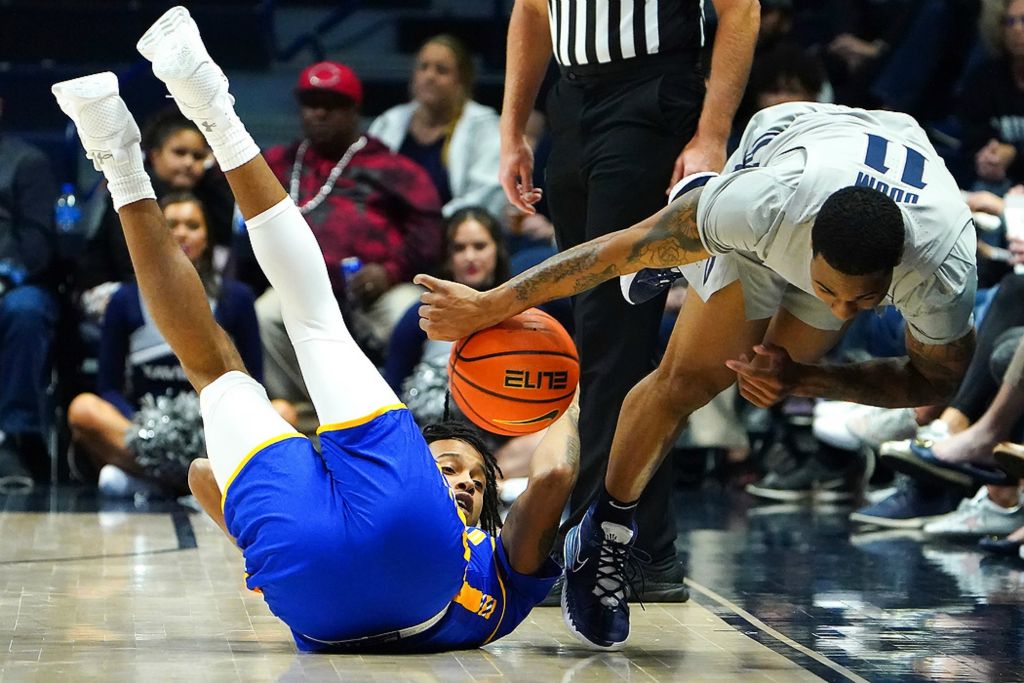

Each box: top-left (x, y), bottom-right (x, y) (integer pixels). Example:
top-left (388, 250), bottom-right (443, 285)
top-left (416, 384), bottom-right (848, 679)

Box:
top-left (125, 392), bottom-right (205, 494)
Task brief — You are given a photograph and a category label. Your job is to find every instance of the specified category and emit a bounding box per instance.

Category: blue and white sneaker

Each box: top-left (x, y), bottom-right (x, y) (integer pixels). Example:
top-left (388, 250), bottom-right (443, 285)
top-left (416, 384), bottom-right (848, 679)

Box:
top-left (561, 506), bottom-right (637, 650)
top-left (849, 477), bottom-right (964, 529)
top-left (618, 171), bottom-right (718, 305)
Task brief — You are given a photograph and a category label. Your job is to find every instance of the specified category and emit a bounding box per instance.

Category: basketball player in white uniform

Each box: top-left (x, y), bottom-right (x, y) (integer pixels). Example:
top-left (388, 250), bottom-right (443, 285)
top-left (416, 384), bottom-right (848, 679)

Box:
top-left (417, 102), bottom-right (977, 650)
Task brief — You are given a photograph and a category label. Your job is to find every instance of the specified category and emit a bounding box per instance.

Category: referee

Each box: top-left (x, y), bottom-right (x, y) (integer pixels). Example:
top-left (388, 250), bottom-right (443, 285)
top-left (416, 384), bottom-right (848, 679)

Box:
top-left (500, 0), bottom-right (759, 601)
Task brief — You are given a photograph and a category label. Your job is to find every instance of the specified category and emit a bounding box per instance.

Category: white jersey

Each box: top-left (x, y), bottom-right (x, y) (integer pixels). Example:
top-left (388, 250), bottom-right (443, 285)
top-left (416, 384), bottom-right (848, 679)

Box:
top-left (695, 102), bottom-right (976, 344)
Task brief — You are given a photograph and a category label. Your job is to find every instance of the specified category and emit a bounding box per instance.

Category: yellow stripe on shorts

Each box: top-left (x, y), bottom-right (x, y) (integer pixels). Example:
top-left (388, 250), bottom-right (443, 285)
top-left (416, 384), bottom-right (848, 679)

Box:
top-left (220, 432), bottom-right (306, 510)
top-left (316, 403), bottom-right (407, 435)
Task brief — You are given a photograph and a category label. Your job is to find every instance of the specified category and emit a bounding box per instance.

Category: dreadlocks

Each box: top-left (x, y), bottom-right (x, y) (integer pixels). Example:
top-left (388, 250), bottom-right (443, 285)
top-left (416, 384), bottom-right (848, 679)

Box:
top-left (422, 420), bottom-right (504, 536)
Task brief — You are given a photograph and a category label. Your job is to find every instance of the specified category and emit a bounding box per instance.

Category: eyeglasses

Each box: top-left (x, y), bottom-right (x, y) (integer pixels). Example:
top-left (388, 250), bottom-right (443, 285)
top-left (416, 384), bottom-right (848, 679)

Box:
top-left (1004, 14), bottom-right (1024, 28)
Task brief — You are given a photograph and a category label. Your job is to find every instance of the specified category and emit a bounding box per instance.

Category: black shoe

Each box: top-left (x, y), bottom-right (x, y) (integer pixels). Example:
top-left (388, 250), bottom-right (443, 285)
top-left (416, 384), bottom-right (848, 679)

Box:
top-left (0, 443), bottom-right (34, 493)
top-left (636, 560), bottom-right (690, 602)
top-left (541, 559), bottom-right (690, 606)
top-left (746, 448), bottom-right (865, 503)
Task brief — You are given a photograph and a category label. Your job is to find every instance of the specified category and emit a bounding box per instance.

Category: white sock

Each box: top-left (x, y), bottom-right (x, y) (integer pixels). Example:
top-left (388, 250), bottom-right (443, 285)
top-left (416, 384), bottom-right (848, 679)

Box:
top-left (190, 103), bottom-right (259, 172)
top-left (103, 146), bottom-right (156, 210)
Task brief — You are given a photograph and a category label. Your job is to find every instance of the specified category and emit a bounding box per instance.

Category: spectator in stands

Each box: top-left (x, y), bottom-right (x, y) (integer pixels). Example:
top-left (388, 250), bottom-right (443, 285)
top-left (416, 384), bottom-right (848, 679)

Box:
top-left (383, 205), bottom-right (542, 492)
top-left (0, 96), bottom-right (58, 491)
top-left (66, 193), bottom-right (291, 497)
top-left (958, 0), bottom-right (1024, 191)
top-left (369, 34), bottom-right (505, 219)
top-left (823, 0), bottom-right (979, 119)
top-left (736, 42), bottom-right (828, 137)
top-left (76, 108), bottom-right (233, 302)
top-left (844, 271), bottom-right (1024, 529)
top-left (384, 206), bottom-right (509, 415)
top-left (256, 61), bottom-right (443, 416)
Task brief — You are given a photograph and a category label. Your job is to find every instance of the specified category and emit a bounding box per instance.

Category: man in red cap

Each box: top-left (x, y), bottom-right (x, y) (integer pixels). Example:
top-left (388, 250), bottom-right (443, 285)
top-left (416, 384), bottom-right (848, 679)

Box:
top-left (251, 61), bottom-right (444, 419)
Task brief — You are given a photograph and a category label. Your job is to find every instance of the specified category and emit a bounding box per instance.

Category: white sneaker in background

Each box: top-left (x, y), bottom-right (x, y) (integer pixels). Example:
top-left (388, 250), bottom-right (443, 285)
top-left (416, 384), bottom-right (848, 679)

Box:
top-left (922, 487), bottom-right (1024, 537)
top-left (879, 419), bottom-right (950, 460)
top-left (97, 464), bottom-right (163, 499)
top-left (812, 401), bottom-right (866, 451)
top-left (846, 407), bottom-right (918, 451)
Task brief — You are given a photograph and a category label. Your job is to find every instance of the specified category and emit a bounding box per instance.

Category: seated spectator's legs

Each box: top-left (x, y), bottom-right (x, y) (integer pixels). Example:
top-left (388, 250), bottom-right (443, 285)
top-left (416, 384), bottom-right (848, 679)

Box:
top-left (946, 273), bottom-right (1024, 428)
top-left (255, 287), bottom-right (310, 405)
top-left (66, 393), bottom-right (137, 475)
top-left (349, 282), bottom-right (423, 356)
top-left (932, 329), bottom-right (1024, 466)
top-left (0, 284), bottom-right (57, 457)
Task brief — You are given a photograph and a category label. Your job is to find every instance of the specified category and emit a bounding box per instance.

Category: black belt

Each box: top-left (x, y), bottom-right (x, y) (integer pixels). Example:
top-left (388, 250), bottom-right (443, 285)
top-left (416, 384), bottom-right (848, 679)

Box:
top-left (301, 604), bottom-right (449, 652)
top-left (558, 50), bottom-right (700, 82)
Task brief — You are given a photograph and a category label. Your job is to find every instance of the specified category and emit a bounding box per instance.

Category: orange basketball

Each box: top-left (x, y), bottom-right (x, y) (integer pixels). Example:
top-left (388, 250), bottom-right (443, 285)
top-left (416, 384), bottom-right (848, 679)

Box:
top-left (449, 308), bottom-right (579, 436)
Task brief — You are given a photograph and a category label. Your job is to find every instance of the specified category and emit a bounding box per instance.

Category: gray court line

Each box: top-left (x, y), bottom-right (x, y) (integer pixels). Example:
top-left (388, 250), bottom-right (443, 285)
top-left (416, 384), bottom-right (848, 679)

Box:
top-left (684, 577), bottom-right (871, 683)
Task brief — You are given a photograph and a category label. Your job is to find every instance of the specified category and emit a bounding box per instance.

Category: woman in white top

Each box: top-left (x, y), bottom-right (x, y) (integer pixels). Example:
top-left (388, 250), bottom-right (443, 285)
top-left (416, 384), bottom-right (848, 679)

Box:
top-left (369, 34), bottom-right (504, 219)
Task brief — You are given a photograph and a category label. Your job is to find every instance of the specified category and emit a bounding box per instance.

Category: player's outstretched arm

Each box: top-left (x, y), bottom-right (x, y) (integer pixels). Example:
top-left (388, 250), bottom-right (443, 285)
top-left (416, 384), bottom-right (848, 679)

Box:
top-left (753, 327), bottom-right (974, 409)
top-left (499, 392), bottom-right (580, 575)
top-left (416, 188), bottom-right (711, 340)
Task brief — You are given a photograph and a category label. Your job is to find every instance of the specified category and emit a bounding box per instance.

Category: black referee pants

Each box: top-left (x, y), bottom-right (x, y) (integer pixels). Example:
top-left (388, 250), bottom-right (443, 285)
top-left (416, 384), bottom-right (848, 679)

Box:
top-left (545, 58), bottom-right (705, 567)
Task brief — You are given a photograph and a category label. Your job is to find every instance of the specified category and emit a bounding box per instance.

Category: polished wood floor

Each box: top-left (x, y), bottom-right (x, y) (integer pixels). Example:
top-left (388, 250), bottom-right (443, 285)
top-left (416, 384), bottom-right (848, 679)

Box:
top-left (0, 497), bottom-right (825, 682)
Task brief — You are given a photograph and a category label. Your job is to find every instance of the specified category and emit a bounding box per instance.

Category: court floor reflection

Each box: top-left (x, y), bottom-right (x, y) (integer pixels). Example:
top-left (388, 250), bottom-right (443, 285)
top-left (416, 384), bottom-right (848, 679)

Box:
top-left (678, 486), bottom-right (1024, 682)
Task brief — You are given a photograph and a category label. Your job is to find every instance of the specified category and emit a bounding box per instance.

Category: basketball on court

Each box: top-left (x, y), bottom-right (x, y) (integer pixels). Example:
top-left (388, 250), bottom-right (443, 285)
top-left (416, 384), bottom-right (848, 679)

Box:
top-left (448, 308), bottom-right (578, 436)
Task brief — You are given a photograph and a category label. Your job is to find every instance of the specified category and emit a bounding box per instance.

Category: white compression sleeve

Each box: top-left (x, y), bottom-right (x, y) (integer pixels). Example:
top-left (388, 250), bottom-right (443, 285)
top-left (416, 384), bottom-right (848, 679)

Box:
top-left (244, 198), bottom-right (400, 425)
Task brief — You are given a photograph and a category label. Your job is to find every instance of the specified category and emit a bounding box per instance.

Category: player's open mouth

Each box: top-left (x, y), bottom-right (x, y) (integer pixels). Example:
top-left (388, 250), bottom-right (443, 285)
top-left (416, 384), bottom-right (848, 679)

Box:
top-left (456, 492), bottom-right (473, 514)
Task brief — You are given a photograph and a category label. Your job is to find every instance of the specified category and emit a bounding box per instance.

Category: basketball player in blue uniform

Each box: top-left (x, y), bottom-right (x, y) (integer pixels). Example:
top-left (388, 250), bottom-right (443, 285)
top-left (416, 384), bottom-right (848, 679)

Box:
top-left (52, 6), bottom-right (577, 652)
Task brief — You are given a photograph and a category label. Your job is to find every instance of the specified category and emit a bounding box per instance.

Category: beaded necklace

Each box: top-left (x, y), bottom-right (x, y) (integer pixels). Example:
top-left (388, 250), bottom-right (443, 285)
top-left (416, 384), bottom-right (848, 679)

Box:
top-left (288, 136), bottom-right (367, 215)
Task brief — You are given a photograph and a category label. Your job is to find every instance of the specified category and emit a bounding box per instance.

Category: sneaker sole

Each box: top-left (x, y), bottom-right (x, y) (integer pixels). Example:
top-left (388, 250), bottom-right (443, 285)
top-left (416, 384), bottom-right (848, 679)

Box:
top-left (993, 449), bottom-right (1024, 480)
top-left (879, 450), bottom-right (974, 489)
top-left (745, 484), bottom-right (814, 502)
top-left (137, 6), bottom-right (196, 60)
top-left (848, 511), bottom-right (944, 529)
top-left (560, 587), bottom-right (625, 651)
top-left (745, 484), bottom-right (857, 503)
top-left (0, 475), bottom-right (35, 493)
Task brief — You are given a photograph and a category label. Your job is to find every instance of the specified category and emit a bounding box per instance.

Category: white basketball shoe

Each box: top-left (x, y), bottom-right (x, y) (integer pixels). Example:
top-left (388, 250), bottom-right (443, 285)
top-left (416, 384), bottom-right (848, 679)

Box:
top-left (50, 72), bottom-right (140, 173)
top-left (137, 6), bottom-right (257, 170)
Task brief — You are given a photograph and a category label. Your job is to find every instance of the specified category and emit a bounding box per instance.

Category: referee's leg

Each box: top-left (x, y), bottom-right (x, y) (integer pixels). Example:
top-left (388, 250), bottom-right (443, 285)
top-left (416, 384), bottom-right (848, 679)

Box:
top-left (549, 69), bottom-right (703, 575)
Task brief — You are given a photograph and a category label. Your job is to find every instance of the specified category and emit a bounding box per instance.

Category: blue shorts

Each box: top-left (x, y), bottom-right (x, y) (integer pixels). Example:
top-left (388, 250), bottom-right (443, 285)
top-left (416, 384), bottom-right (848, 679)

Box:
top-left (222, 407), bottom-right (468, 648)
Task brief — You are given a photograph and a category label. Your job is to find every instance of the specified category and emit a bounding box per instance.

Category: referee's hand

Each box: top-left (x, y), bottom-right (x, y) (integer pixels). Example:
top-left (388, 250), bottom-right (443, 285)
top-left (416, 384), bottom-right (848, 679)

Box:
top-left (500, 137), bottom-right (544, 214)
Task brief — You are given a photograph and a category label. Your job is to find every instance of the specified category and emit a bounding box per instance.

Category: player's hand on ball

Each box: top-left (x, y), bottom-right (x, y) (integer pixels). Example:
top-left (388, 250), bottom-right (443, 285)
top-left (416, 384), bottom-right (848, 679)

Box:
top-left (415, 274), bottom-right (498, 341)
top-left (725, 343), bottom-right (800, 407)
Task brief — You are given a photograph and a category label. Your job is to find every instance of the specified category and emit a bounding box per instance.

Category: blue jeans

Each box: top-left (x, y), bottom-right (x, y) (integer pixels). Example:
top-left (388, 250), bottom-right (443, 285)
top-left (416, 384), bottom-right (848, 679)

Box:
top-left (0, 285), bottom-right (57, 435)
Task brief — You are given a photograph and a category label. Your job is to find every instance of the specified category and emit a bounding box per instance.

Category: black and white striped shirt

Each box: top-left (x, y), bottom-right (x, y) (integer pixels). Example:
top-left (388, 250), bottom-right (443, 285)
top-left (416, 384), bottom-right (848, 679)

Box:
top-left (547, 0), bottom-right (705, 67)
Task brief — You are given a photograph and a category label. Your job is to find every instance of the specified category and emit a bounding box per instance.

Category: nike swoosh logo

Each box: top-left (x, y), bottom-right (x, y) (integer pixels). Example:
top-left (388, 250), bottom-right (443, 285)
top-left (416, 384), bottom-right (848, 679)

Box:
top-left (570, 533), bottom-right (589, 573)
top-left (492, 409), bottom-right (560, 426)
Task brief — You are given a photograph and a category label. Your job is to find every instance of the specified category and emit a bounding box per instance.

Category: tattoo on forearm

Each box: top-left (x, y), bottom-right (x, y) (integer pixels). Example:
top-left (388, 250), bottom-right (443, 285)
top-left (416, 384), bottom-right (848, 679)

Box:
top-left (629, 196), bottom-right (706, 267)
top-left (805, 330), bottom-right (975, 407)
top-left (511, 241), bottom-right (615, 302)
top-left (506, 190), bottom-right (707, 304)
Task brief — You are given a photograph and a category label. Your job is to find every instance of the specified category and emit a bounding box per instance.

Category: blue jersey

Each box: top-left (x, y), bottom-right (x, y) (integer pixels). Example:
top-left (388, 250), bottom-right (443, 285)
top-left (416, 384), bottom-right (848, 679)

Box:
top-left (399, 527), bottom-right (561, 652)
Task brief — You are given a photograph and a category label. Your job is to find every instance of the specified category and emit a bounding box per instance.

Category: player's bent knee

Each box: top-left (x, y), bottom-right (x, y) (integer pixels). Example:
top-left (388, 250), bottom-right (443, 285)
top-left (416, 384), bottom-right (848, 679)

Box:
top-left (657, 367), bottom-right (732, 414)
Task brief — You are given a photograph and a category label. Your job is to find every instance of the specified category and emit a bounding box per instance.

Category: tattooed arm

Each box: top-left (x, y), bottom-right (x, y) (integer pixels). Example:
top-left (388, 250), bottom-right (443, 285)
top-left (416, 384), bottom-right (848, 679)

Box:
top-left (500, 393), bottom-right (580, 576)
top-left (415, 187), bottom-right (711, 340)
top-left (794, 328), bottom-right (976, 407)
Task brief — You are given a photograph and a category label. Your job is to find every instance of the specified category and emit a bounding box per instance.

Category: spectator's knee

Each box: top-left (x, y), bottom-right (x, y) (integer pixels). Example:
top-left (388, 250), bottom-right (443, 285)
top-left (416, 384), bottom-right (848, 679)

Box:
top-left (0, 286), bottom-right (56, 334)
top-left (67, 393), bottom-right (103, 433)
